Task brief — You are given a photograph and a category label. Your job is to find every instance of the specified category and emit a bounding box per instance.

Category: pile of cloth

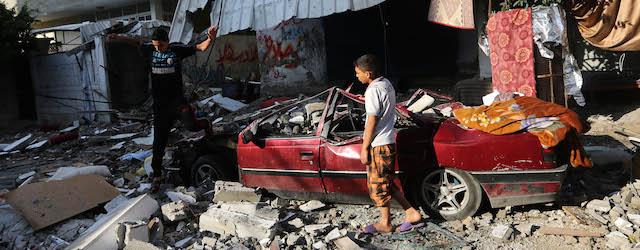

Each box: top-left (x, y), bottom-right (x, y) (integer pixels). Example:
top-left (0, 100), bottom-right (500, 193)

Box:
top-left (453, 96), bottom-right (592, 168)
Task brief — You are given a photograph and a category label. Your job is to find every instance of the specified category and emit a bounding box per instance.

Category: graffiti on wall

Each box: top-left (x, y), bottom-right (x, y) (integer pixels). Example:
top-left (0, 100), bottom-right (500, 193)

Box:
top-left (215, 42), bottom-right (259, 64)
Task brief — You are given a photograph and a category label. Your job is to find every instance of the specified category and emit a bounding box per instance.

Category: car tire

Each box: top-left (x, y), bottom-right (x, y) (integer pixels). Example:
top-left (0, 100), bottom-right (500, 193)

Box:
top-left (416, 167), bottom-right (483, 221)
top-left (191, 155), bottom-right (234, 189)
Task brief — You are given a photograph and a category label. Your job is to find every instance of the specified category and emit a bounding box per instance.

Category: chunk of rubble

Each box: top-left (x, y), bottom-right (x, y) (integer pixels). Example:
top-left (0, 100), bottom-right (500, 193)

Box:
top-left (202, 237), bottom-right (217, 247)
top-left (175, 236), bottom-right (193, 248)
top-left (3, 134), bottom-right (32, 151)
top-left (161, 201), bottom-right (189, 222)
top-left (199, 206), bottom-right (280, 239)
top-left (213, 181), bottom-right (261, 203)
top-left (615, 218), bottom-right (635, 236)
top-left (299, 200), bottom-right (326, 212)
top-left (304, 224), bottom-right (331, 235)
top-left (167, 191), bottom-right (197, 205)
top-left (333, 236), bottom-right (363, 250)
top-left (288, 218), bottom-right (305, 228)
top-left (324, 228), bottom-right (342, 242)
top-left (104, 195), bottom-right (129, 213)
top-left (117, 221), bottom-right (149, 248)
top-left (313, 241), bottom-right (327, 249)
top-left (123, 239), bottom-right (162, 250)
top-left (491, 225), bottom-right (513, 242)
top-left (514, 223), bottom-right (533, 237)
top-left (588, 209), bottom-right (608, 225)
top-left (57, 219), bottom-right (96, 241)
top-left (286, 232), bottom-right (305, 246)
top-left (113, 178), bottom-right (125, 188)
top-left (606, 231), bottom-right (630, 249)
top-left (67, 194), bottom-right (159, 250)
top-left (47, 166), bottom-right (112, 181)
top-left (586, 199), bottom-right (612, 213)
top-left (148, 217), bottom-right (163, 243)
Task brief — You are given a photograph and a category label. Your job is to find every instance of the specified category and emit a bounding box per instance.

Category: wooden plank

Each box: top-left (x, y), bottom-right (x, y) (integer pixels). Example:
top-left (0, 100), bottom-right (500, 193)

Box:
top-left (538, 226), bottom-right (603, 237)
top-left (4, 174), bottom-right (120, 230)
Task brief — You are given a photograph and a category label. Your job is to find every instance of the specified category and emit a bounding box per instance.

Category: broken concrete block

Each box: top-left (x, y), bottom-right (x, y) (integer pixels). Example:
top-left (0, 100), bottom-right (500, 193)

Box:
top-left (286, 232), bottom-right (305, 246)
top-left (161, 201), bottom-right (189, 222)
top-left (202, 237), bottom-right (217, 246)
top-left (271, 197), bottom-right (289, 208)
top-left (514, 223), bottom-right (533, 237)
top-left (299, 200), bottom-right (325, 212)
top-left (615, 218), bottom-right (636, 236)
top-left (324, 228), bottom-right (341, 242)
top-left (632, 197), bottom-right (640, 210)
top-left (137, 183), bottom-right (151, 193)
top-left (586, 199), bottom-right (612, 213)
top-left (219, 202), bottom-right (259, 215)
top-left (304, 224), bottom-right (331, 235)
top-left (606, 231), bottom-right (630, 249)
top-left (313, 241), bottom-right (327, 249)
top-left (113, 178), bottom-right (125, 188)
top-left (213, 181), bottom-right (260, 203)
top-left (199, 207), bottom-right (279, 239)
top-left (610, 206), bottom-right (627, 222)
top-left (491, 225), bottom-right (513, 242)
top-left (105, 195), bottom-right (129, 213)
top-left (3, 134), bottom-right (32, 151)
top-left (588, 209), bottom-right (608, 225)
top-left (123, 239), bottom-right (162, 250)
top-left (67, 194), bottom-right (159, 250)
top-left (450, 220), bottom-right (464, 231)
top-left (333, 236), bottom-right (363, 250)
top-left (118, 221), bottom-right (149, 248)
top-left (167, 191), bottom-right (197, 205)
top-left (57, 219), bottom-right (96, 241)
top-left (288, 218), bottom-right (304, 228)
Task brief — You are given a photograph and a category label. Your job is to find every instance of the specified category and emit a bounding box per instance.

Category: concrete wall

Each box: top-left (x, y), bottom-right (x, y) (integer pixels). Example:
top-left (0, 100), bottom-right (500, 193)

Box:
top-left (30, 52), bottom-right (85, 125)
top-left (186, 32), bottom-right (260, 82)
top-left (256, 18), bottom-right (328, 96)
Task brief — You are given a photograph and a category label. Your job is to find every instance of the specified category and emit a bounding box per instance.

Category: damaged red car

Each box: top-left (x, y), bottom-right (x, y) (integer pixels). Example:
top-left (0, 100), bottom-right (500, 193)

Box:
top-left (188, 87), bottom-right (569, 220)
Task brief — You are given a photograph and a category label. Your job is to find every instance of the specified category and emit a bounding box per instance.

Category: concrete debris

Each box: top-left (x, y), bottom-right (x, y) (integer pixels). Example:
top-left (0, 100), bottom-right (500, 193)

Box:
top-left (202, 236), bottom-right (217, 247)
top-left (288, 218), bottom-right (305, 228)
top-left (333, 236), bottom-right (363, 250)
top-left (615, 218), bottom-right (635, 236)
top-left (199, 207), bottom-right (279, 239)
top-left (286, 232), bottom-right (305, 246)
top-left (118, 221), bottom-right (149, 248)
top-left (17, 171), bottom-right (36, 181)
top-left (137, 183), bottom-right (151, 192)
top-left (588, 209), bottom-right (609, 225)
top-left (491, 225), bottom-right (513, 242)
top-left (161, 201), bottom-right (189, 222)
top-left (514, 223), bottom-right (533, 237)
top-left (213, 181), bottom-right (261, 203)
top-left (104, 195), bottom-right (129, 213)
top-left (606, 231), bottom-right (630, 249)
top-left (304, 224), bottom-right (331, 235)
top-left (313, 241), bottom-right (328, 249)
top-left (167, 191), bottom-right (197, 205)
top-left (57, 219), bottom-right (95, 241)
top-left (67, 194), bottom-right (159, 250)
top-left (299, 200), bottom-right (326, 212)
top-left (407, 94), bottom-right (435, 113)
top-left (324, 228), bottom-right (341, 242)
top-left (3, 134), bottom-right (33, 151)
top-left (123, 239), bottom-right (162, 250)
top-left (113, 177), bottom-right (125, 188)
top-left (586, 199), bottom-right (612, 213)
top-left (148, 217), bottom-right (163, 243)
top-left (25, 140), bottom-right (47, 150)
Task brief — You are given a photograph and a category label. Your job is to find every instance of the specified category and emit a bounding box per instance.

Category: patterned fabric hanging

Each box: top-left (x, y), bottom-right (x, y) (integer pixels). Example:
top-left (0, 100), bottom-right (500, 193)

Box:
top-left (487, 9), bottom-right (537, 97)
top-left (427, 0), bottom-right (475, 29)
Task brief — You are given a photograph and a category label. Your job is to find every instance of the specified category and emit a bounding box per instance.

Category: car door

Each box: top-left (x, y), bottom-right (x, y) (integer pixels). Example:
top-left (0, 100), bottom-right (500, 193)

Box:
top-left (319, 90), bottom-right (403, 194)
top-left (237, 90), bottom-right (332, 193)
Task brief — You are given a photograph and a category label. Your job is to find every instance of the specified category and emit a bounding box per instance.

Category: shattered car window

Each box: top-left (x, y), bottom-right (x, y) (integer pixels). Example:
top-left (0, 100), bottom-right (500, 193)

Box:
top-left (255, 91), bottom-right (330, 137)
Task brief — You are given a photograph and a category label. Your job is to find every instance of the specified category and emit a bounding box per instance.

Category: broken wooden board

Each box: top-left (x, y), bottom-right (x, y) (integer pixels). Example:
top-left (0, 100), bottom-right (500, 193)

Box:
top-left (562, 206), bottom-right (602, 226)
top-left (538, 226), bottom-right (603, 237)
top-left (4, 174), bottom-right (120, 230)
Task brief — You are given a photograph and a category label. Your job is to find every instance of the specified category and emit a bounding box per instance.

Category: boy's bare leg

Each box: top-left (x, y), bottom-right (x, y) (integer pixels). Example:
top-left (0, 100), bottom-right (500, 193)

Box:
top-left (391, 185), bottom-right (422, 223)
top-left (370, 206), bottom-right (393, 232)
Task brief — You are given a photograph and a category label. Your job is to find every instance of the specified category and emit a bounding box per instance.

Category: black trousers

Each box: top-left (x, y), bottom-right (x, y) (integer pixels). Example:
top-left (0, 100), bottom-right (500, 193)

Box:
top-left (151, 96), bottom-right (208, 177)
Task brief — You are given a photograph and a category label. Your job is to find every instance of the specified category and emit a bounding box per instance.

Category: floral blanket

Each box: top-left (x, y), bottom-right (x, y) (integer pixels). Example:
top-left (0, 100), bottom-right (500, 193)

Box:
top-left (453, 96), bottom-right (592, 167)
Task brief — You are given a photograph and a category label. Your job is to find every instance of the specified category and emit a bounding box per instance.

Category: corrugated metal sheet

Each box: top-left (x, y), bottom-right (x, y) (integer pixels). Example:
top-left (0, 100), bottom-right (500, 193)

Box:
top-left (211, 0), bottom-right (386, 36)
top-left (169, 0), bottom-right (209, 44)
top-left (80, 20), bottom-right (171, 42)
top-left (32, 22), bottom-right (90, 34)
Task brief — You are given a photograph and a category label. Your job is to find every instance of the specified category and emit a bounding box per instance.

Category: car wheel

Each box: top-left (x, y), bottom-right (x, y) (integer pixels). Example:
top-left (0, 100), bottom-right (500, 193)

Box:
top-left (417, 167), bottom-right (483, 221)
top-left (191, 155), bottom-right (233, 189)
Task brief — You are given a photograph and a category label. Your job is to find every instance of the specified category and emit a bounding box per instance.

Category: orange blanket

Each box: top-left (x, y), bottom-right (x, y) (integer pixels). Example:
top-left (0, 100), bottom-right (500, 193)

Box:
top-left (453, 97), bottom-right (592, 167)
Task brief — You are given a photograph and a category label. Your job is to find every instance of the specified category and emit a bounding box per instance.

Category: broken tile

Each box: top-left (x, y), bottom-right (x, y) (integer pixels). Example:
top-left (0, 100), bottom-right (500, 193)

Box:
top-left (299, 200), bottom-right (325, 212)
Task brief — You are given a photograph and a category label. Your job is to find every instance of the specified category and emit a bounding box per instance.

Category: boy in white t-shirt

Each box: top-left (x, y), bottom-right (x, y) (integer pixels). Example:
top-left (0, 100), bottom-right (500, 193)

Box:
top-left (354, 54), bottom-right (423, 233)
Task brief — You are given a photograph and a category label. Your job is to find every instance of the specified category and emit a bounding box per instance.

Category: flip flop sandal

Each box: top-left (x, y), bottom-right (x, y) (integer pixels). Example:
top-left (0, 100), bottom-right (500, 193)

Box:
top-left (395, 221), bottom-right (425, 233)
top-left (363, 224), bottom-right (389, 234)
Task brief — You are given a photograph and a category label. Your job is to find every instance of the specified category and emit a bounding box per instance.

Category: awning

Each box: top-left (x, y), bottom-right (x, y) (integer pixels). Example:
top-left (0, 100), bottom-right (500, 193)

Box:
top-left (32, 22), bottom-right (91, 34)
top-left (211, 0), bottom-right (386, 37)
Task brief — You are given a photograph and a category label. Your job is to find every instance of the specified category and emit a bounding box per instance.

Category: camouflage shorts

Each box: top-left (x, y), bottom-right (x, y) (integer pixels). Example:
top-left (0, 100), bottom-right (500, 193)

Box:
top-left (366, 144), bottom-right (396, 207)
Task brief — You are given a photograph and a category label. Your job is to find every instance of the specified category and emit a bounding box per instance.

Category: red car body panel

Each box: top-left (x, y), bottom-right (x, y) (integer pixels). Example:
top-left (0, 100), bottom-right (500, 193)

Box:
top-left (237, 87), bottom-right (568, 208)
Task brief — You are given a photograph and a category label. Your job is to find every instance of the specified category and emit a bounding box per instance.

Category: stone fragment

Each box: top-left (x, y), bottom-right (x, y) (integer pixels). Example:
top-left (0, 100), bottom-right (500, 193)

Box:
top-left (325, 228), bottom-right (341, 242)
top-left (496, 209), bottom-right (507, 219)
top-left (333, 237), bottom-right (363, 250)
top-left (161, 201), bottom-right (188, 222)
top-left (610, 207), bottom-right (627, 222)
top-left (213, 181), bottom-right (261, 203)
top-left (271, 197), bottom-right (289, 208)
top-left (631, 197), bottom-right (640, 210)
top-left (312, 241), bottom-right (327, 249)
top-left (491, 225), bottom-right (513, 242)
top-left (588, 209), bottom-right (608, 225)
top-left (199, 207), bottom-right (279, 239)
top-left (57, 219), bottom-right (96, 241)
top-left (118, 221), bottom-right (149, 248)
top-left (587, 199), bottom-right (612, 213)
top-left (288, 218), bottom-right (305, 228)
top-left (113, 178), bottom-right (125, 188)
top-left (304, 224), bottom-right (331, 235)
top-left (123, 239), bottom-right (162, 250)
top-left (299, 200), bottom-right (326, 212)
top-left (606, 231), bottom-right (630, 249)
top-left (167, 191), bottom-right (197, 205)
top-left (514, 223), bottom-right (533, 237)
top-left (450, 220), bottom-right (464, 232)
top-left (615, 218), bottom-right (635, 236)
top-left (286, 233), bottom-right (305, 246)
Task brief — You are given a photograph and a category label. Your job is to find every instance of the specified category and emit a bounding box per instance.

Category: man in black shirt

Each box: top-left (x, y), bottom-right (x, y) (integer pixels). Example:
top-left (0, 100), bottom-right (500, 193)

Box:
top-left (109, 26), bottom-right (218, 192)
